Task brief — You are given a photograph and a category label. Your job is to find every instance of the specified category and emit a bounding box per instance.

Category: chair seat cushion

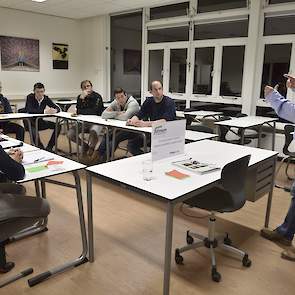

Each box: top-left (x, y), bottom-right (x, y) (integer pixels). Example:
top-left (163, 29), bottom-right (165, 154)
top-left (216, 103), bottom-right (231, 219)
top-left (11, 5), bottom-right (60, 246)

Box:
top-left (184, 187), bottom-right (245, 213)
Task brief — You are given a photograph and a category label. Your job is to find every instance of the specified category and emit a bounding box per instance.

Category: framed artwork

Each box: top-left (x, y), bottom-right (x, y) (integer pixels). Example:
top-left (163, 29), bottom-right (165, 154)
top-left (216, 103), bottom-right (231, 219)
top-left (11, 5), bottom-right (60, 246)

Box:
top-left (52, 43), bottom-right (69, 70)
top-left (0, 36), bottom-right (39, 72)
top-left (123, 49), bottom-right (141, 74)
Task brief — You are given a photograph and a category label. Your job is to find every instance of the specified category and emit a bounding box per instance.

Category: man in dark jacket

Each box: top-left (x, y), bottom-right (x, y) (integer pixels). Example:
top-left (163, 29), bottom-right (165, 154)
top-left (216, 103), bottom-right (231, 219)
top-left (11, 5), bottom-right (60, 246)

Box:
top-left (0, 82), bottom-right (25, 141)
top-left (25, 82), bottom-right (61, 151)
top-left (67, 80), bottom-right (104, 152)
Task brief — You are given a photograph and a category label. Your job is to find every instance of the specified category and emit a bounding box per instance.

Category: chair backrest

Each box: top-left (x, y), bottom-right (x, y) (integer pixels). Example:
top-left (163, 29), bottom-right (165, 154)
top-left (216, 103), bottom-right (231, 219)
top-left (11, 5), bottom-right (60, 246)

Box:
top-left (283, 124), bottom-right (295, 156)
top-left (220, 155), bottom-right (251, 210)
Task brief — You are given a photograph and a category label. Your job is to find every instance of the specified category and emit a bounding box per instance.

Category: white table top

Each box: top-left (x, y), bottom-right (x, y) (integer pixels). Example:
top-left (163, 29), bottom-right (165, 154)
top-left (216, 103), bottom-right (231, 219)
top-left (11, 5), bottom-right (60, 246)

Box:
top-left (0, 112), bottom-right (50, 120)
top-left (17, 146), bottom-right (85, 183)
top-left (215, 116), bottom-right (278, 128)
top-left (184, 110), bottom-right (223, 118)
top-left (56, 100), bottom-right (77, 105)
top-left (185, 130), bottom-right (217, 141)
top-left (176, 111), bottom-right (185, 118)
top-left (87, 140), bottom-right (277, 201)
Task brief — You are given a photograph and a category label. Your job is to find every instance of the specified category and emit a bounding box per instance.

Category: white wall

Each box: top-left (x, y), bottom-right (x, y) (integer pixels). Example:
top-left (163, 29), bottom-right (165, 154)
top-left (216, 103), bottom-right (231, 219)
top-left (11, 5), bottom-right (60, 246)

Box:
top-left (0, 8), bottom-right (109, 104)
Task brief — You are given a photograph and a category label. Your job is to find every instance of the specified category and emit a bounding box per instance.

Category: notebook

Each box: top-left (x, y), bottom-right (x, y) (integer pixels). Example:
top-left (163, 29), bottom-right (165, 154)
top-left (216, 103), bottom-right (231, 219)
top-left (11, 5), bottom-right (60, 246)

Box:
top-left (172, 158), bottom-right (220, 174)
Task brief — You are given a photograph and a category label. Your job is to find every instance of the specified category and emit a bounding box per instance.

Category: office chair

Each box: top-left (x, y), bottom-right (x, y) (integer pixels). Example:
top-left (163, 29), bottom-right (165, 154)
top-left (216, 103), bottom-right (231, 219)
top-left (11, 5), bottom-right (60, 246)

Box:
top-left (175, 155), bottom-right (251, 282)
top-left (275, 124), bottom-right (295, 190)
top-left (0, 184), bottom-right (50, 273)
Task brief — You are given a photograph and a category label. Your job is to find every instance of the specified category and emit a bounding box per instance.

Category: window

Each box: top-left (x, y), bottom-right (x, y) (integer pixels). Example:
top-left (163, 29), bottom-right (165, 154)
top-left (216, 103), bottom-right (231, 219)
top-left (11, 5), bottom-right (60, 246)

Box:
top-left (147, 26), bottom-right (189, 43)
top-left (169, 49), bottom-right (187, 93)
top-left (193, 47), bottom-right (214, 95)
top-left (269, 0), bottom-right (295, 4)
top-left (197, 0), bottom-right (247, 13)
top-left (111, 12), bottom-right (142, 98)
top-left (150, 2), bottom-right (189, 20)
top-left (220, 46), bottom-right (245, 97)
top-left (148, 50), bottom-right (164, 88)
top-left (260, 43), bottom-right (292, 98)
top-left (264, 15), bottom-right (295, 36)
top-left (194, 20), bottom-right (248, 40)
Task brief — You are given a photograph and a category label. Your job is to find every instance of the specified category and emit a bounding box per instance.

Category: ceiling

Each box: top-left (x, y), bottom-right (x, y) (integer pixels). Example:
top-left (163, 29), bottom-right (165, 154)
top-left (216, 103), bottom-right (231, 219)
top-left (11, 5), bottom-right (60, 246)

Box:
top-left (0, 0), bottom-right (180, 19)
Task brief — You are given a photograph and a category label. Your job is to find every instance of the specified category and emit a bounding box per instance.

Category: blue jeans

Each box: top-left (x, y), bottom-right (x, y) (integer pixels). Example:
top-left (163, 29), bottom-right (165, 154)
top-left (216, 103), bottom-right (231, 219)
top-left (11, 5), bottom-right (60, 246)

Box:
top-left (276, 182), bottom-right (295, 241)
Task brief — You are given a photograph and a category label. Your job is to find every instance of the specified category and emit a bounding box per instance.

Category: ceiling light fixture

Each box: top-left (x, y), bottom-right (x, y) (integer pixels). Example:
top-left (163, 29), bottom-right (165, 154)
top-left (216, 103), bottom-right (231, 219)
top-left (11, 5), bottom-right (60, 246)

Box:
top-left (32, 0), bottom-right (47, 3)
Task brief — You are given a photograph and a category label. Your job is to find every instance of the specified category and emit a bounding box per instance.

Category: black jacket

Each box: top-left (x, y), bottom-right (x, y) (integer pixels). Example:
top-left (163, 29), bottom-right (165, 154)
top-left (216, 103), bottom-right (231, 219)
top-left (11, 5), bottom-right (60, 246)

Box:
top-left (0, 94), bottom-right (13, 114)
top-left (76, 91), bottom-right (103, 116)
top-left (0, 146), bottom-right (25, 182)
top-left (25, 93), bottom-right (61, 114)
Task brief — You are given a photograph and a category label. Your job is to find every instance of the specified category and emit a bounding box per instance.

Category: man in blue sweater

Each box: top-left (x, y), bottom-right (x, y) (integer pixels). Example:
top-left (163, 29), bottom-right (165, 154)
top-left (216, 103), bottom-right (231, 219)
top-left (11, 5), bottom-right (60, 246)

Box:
top-left (261, 74), bottom-right (295, 261)
top-left (0, 82), bottom-right (25, 141)
top-left (126, 81), bottom-right (176, 155)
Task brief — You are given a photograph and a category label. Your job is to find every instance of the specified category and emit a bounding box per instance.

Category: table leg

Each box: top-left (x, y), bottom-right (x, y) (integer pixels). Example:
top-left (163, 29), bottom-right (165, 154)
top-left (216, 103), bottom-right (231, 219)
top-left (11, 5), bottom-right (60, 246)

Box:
top-left (86, 172), bottom-right (94, 263)
top-left (105, 127), bottom-right (110, 162)
top-left (163, 202), bottom-right (174, 295)
top-left (54, 117), bottom-right (59, 154)
top-left (76, 121), bottom-right (80, 162)
top-left (272, 121), bottom-right (276, 151)
top-left (240, 128), bottom-right (245, 145)
top-left (111, 128), bottom-right (117, 161)
top-left (143, 133), bottom-right (147, 153)
top-left (264, 156), bottom-right (276, 228)
top-left (257, 125), bottom-right (262, 148)
top-left (28, 171), bottom-right (88, 287)
top-left (25, 118), bottom-right (34, 145)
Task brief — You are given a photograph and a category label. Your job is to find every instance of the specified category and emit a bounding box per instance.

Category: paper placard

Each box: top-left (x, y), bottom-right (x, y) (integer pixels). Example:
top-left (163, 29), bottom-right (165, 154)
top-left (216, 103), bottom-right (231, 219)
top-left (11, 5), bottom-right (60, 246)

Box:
top-left (151, 120), bottom-right (185, 162)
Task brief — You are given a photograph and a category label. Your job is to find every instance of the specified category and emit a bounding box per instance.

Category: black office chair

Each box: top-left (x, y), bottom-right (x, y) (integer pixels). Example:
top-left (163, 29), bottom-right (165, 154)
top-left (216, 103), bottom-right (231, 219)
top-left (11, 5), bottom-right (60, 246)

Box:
top-left (275, 124), bottom-right (295, 190)
top-left (175, 155), bottom-right (252, 282)
top-left (0, 184), bottom-right (50, 273)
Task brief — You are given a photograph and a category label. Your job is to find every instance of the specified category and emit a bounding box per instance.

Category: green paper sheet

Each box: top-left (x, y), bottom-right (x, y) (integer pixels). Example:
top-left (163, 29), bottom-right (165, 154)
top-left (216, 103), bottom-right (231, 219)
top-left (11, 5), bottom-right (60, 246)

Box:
top-left (26, 165), bottom-right (48, 173)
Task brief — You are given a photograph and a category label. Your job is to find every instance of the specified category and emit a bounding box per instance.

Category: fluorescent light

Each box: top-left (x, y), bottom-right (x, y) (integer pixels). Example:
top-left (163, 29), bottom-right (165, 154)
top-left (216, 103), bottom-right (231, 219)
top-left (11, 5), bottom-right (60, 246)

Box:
top-left (32, 0), bottom-right (47, 3)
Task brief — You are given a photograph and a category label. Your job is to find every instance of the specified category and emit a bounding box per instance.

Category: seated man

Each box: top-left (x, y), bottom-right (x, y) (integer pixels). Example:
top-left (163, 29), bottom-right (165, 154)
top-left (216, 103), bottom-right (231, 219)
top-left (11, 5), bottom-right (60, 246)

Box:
top-left (67, 80), bottom-right (104, 154)
top-left (92, 87), bottom-right (140, 162)
top-left (25, 82), bottom-right (61, 151)
top-left (127, 80), bottom-right (176, 155)
top-left (0, 145), bottom-right (24, 182)
top-left (0, 81), bottom-right (25, 141)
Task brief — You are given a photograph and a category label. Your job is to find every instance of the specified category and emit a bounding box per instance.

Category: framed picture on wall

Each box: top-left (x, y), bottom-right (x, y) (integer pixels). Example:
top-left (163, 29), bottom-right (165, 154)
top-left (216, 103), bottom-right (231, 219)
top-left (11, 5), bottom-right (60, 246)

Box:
top-left (123, 49), bottom-right (141, 74)
top-left (0, 36), bottom-right (39, 72)
top-left (52, 43), bottom-right (69, 70)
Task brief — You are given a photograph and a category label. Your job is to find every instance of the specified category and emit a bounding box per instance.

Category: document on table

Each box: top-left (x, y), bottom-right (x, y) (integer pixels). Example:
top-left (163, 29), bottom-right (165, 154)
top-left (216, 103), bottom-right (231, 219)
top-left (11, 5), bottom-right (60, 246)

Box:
top-left (22, 151), bottom-right (54, 165)
top-left (151, 120), bottom-right (186, 162)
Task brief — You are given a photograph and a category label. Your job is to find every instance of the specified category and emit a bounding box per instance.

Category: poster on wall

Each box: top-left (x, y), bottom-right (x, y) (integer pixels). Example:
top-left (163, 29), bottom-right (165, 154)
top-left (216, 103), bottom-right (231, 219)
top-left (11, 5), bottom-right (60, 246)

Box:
top-left (123, 49), bottom-right (141, 74)
top-left (52, 43), bottom-right (69, 70)
top-left (0, 36), bottom-right (39, 72)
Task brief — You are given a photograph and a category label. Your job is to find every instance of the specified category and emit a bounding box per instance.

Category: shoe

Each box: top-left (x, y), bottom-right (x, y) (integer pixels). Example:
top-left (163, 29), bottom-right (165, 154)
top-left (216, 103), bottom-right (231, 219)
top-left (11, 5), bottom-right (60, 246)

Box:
top-left (260, 228), bottom-right (292, 246)
top-left (87, 147), bottom-right (94, 157)
top-left (90, 151), bottom-right (105, 164)
top-left (281, 246), bottom-right (295, 261)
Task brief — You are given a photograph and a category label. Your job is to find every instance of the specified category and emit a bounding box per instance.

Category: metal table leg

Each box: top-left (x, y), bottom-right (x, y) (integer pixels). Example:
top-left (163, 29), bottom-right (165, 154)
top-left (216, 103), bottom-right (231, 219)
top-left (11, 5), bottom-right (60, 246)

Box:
top-left (54, 117), bottom-right (60, 154)
top-left (76, 121), bottom-right (81, 162)
top-left (143, 133), bottom-right (147, 153)
top-left (86, 172), bottom-right (94, 262)
top-left (111, 128), bottom-right (117, 161)
top-left (163, 202), bottom-right (174, 295)
top-left (272, 121), bottom-right (276, 151)
top-left (257, 125), bottom-right (262, 148)
top-left (105, 127), bottom-right (110, 162)
top-left (25, 118), bottom-right (35, 145)
top-left (264, 156), bottom-right (277, 228)
top-left (240, 128), bottom-right (245, 145)
top-left (28, 171), bottom-right (88, 287)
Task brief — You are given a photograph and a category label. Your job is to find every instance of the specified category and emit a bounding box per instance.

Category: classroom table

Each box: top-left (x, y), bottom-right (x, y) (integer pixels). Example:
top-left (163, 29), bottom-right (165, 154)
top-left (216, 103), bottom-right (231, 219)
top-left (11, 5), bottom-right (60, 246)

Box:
top-left (215, 116), bottom-right (278, 150)
top-left (0, 113), bottom-right (49, 145)
top-left (86, 140), bottom-right (277, 295)
top-left (14, 141), bottom-right (88, 286)
top-left (184, 110), bottom-right (223, 120)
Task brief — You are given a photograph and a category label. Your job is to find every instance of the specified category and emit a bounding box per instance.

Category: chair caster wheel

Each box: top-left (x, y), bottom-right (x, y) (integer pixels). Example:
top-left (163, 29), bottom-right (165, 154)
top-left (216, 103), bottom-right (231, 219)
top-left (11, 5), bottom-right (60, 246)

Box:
top-left (186, 231), bottom-right (194, 245)
top-left (175, 249), bottom-right (184, 265)
top-left (0, 261), bottom-right (15, 273)
top-left (224, 233), bottom-right (232, 246)
top-left (242, 254), bottom-right (252, 267)
top-left (211, 267), bottom-right (221, 282)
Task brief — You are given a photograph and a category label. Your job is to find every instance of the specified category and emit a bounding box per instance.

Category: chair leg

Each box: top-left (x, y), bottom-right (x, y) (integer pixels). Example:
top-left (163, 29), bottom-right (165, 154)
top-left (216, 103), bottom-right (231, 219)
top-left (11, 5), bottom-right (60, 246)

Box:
top-left (0, 242), bottom-right (15, 273)
top-left (210, 245), bottom-right (221, 282)
top-left (275, 156), bottom-right (290, 189)
top-left (285, 158), bottom-right (295, 181)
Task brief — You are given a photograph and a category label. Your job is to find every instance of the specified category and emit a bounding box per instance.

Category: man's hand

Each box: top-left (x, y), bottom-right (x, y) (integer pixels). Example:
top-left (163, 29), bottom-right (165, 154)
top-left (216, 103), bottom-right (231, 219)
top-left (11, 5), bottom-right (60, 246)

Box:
top-left (264, 85), bottom-right (274, 98)
top-left (44, 106), bottom-right (57, 114)
top-left (80, 90), bottom-right (88, 100)
top-left (9, 148), bottom-right (23, 163)
top-left (133, 120), bottom-right (147, 127)
top-left (127, 116), bottom-right (139, 126)
top-left (284, 74), bottom-right (295, 89)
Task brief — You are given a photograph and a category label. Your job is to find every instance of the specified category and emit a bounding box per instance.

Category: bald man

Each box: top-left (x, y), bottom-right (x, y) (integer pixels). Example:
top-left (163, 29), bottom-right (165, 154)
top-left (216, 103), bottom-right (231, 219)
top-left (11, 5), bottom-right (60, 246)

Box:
top-left (126, 81), bottom-right (176, 155)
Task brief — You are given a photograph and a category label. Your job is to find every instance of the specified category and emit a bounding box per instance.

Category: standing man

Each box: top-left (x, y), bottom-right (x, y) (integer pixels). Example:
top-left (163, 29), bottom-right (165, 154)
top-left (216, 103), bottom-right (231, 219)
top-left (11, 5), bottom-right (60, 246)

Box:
top-left (0, 81), bottom-right (25, 141)
top-left (127, 80), bottom-right (176, 155)
top-left (92, 87), bottom-right (140, 162)
top-left (261, 74), bottom-right (295, 261)
top-left (25, 82), bottom-right (61, 151)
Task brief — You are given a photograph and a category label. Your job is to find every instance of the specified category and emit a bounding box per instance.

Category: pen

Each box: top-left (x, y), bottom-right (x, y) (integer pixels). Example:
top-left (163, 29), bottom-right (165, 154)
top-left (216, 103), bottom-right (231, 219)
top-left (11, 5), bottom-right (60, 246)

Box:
top-left (172, 157), bottom-right (192, 164)
top-left (34, 156), bottom-right (45, 163)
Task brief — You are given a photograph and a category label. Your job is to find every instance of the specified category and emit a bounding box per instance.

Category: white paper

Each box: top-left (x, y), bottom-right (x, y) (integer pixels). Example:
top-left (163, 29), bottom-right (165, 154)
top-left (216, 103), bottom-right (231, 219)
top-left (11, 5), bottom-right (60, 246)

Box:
top-left (151, 120), bottom-right (185, 162)
top-left (22, 150), bottom-right (54, 165)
